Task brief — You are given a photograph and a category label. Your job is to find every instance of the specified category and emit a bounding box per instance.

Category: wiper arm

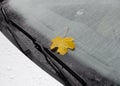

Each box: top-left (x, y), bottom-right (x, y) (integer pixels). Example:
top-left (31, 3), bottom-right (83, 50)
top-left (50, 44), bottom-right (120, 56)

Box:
top-left (1, 7), bottom-right (87, 86)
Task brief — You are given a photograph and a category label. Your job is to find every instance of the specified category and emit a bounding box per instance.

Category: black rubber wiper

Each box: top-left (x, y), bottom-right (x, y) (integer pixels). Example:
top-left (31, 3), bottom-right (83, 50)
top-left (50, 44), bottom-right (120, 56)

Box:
top-left (1, 7), bottom-right (87, 86)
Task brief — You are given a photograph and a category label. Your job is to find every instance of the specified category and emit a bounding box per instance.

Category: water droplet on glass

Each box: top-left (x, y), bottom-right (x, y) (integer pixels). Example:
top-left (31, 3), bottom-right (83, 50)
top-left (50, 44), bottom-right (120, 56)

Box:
top-left (75, 9), bottom-right (84, 16)
top-left (95, 77), bottom-right (101, 82)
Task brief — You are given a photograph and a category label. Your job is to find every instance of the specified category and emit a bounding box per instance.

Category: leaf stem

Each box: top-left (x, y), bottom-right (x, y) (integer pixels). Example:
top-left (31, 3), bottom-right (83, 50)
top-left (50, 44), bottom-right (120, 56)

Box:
top-left (63, 26), bottom-right (69, 37)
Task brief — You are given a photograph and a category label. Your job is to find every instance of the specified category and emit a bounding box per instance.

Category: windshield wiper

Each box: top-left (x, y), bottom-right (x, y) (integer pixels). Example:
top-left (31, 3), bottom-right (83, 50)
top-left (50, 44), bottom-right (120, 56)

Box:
top-left (1, 7), bottom-right (87, 86)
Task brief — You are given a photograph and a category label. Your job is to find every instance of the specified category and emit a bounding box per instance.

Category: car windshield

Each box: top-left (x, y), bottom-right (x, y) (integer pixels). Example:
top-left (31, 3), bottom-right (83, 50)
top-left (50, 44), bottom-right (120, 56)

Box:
top-left (0, 0), bottom-right (120, 86)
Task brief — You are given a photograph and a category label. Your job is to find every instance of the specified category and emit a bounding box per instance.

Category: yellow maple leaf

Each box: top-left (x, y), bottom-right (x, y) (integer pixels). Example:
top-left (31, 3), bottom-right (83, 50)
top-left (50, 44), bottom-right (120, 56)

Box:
top-left (50, 36), bottom-right (75, 55)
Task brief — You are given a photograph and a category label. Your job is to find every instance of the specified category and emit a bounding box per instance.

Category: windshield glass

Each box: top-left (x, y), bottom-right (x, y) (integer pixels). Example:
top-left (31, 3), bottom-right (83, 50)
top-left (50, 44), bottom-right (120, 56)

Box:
top-left (1, 0), bottom-right (120, 85)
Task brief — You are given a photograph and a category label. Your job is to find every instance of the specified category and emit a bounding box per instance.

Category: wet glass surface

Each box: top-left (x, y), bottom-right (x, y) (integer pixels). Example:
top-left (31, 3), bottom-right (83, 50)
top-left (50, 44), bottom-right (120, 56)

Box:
top-left (1, 0), bottom-right (120, 85)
